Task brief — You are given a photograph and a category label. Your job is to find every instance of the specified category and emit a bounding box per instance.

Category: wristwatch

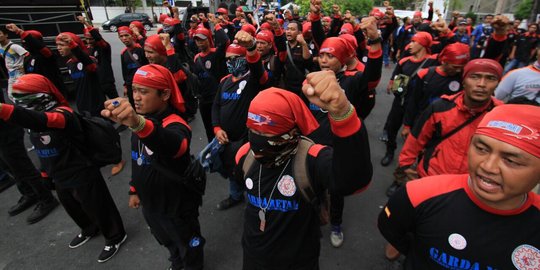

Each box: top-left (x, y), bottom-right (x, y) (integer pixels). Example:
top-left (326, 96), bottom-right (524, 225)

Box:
top-left (367, 36), bottom-right (383, 45)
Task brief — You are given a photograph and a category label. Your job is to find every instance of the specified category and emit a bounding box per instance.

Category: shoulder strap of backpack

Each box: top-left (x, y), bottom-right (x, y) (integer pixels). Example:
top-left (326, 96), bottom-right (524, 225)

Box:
top-left (241, 137), bottom-right (317, 204)
top-left (124, 49), bottom-right (140, 67)
top-left (242, 149), bottom-right (256, 180)
top-left (292, 137), bottom-right (317, 205)
top-left (2, 43), bottom-right (13, 60)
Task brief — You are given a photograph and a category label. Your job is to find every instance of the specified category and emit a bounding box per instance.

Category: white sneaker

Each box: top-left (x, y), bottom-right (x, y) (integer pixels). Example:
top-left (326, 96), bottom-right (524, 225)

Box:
top-left (330, 228), bottom-right (344, 248)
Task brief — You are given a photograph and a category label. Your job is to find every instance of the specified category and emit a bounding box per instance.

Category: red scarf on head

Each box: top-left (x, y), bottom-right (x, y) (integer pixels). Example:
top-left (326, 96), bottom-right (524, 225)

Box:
top-left (463, 58), bottom-right (503, 79)
top-left (144, 35), bottom-right (166, 56)
top-left (118, 26), bottom-right (133, 36)
top-left (12, 74), bottom-right (69, 106)
top-left (439, 42), bottom-right (470, 65)
top-left (241, 24), bottom-right (257, 37)
top-left (56, 32), bottom-right (88, 53)
top-left (475, 104), bottom-right (540, 159)
top-left (320, 37), bottom-right (352, 65)
top-left (339, 33), bottom-right (358, 53)
top-left (132, 64), bottom-right (185, 113)
top-left (193, 27), bottom-right (214, 48)
top-left (130, 21), bottom-right (146, 37)
top-left (247, 88), bottom-right (319, 135)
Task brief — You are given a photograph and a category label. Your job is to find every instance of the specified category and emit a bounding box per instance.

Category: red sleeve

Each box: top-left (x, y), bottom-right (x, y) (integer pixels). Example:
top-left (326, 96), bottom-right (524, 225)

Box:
top-left (417, 68), bottom-right (429, 79)
top-left (398, 112), bottom-right (436, 167)
top-left (0, 104), bottom-right (15, 121)
top-left (235, 143), bottom-right (251, 165)
top-left (329, 108), bottom-right (362, 138)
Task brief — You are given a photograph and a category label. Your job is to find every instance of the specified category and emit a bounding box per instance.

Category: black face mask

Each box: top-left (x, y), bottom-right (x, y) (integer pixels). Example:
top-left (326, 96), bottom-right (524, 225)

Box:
top-left (248, 130), bottom-right (299, 168)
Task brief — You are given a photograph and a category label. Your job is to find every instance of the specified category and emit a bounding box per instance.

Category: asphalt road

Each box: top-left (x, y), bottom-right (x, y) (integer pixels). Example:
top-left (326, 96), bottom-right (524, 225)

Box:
top-left (0, 30), bottom-right (406, 270)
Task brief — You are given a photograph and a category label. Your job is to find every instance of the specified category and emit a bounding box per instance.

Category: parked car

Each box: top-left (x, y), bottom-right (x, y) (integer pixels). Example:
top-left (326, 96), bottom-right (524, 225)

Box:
top-left (102, 13), bottom-right (153, 32)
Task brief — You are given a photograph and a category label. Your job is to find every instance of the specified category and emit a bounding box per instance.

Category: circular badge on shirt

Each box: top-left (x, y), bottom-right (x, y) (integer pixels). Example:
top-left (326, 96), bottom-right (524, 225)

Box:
top-left (245, 178), bottom-right (254, 190)
top-left (224, 28), bottom-right (229, 34)
top-left (77, 62), bottom-right (83, 71)
top-left (40, 135), bottom-right (51, 145)
top-left (30, 59), bottom-right (35, 66)
top-left (267, 62), bottom-right (271, 70)
top-left (362, 56), bottom-right (368, 63)
top-left (449, 81), bottom-right (460, 92)
top-left (94, 51), bottom-right (99, 57)
top-left (205, 60), bottom-right (212, 69)
top-left (133, 53), bottom-right (139, 60)
top-left (448, 233), bottom-right (467, 250)
top-left (512, 244), bottom-right (540, 270)
top-left (144, 146), bottom-right (154, 156)
top-left (309, 43), bottom-right (315, 50)
top-left (277, 175), bottom-right (296, 197)
top-left (237, 80), bottom-right (247, 94)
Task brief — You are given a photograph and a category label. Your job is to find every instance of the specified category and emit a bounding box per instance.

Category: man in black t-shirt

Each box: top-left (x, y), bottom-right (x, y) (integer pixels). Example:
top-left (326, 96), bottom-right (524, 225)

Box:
top-left (379, 104), bottom-right (540, 269)
top-left (503, 23), bottom-right (538, 74)
top-left (212, 31), bottom-right (268, 211)
top-left (235, 71), bottom-right (372, 269)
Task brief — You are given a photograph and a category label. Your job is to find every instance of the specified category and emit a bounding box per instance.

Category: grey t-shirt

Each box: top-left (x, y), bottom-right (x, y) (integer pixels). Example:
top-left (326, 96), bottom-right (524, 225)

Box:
top-left (495, 65), bottom-right (540, 103)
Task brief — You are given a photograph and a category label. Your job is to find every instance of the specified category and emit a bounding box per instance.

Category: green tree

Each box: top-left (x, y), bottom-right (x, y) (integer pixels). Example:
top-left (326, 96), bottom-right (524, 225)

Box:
top-left (296, 0), bottom-right (374, 17)
top-left (447, 0), bottom-right (463, 11)
top-left (515, 0), bottom-right (533, 20)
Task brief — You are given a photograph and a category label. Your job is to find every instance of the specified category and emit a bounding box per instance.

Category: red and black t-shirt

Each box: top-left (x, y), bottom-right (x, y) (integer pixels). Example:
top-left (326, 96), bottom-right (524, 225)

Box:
top-left (0, 105), bottom-right (98, 188)
top-left (404, 66), bottom-right (463, 127)
top-left (211, 52), bottom-right (268, 142)
top-left (378, 174), bottom-right (540, 270)
top-left (130, 107), bottom-right (197, 216)
top-left (235, 111), bottom-right (372, 268)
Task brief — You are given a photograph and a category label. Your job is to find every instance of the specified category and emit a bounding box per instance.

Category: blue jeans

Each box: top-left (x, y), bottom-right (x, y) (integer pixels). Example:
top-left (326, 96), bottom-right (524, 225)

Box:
top-left (229, 178), bottom-right (244, 201)
top-left (383, 41), bottom-right (390, 66)
top-left (504, 59), bottom-right (528, 75)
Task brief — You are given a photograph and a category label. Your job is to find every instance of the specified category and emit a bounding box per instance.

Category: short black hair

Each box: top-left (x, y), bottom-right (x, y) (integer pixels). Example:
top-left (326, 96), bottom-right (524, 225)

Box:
top-left (288, 20), bottom-right (302, 32)
top-left (484, 14), bottom-right (494, 19)
top-left (0, 26), bottom-right (9, 35)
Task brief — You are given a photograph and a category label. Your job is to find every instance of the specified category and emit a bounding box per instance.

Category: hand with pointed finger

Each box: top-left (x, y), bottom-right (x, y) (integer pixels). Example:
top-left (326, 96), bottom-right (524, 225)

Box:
top-left (302, 71), bottom-right (350, 117)
top-left (101, 98), bottom-right (140, 128)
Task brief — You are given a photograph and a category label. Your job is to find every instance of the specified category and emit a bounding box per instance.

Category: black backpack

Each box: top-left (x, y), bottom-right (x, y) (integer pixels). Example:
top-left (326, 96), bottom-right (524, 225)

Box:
top-left (242, 137), bottom-right (331, 226)
top-left (179, 63), bottom-right (201, 119)
top-left (58, 107), bottom-right (122, 168)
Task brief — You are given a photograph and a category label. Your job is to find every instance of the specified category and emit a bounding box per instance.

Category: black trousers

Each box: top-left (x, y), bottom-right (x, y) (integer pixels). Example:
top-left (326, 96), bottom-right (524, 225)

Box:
top-left (242, 253), bottom-right (319, 270)
top-left (101, 82), bottom-right (119, 99)
top-left (199, 102), bottom-right (214, 143)
top-left (56, 169), bottom-right (125, 245)
top-left (330, 193), bottom-right (344, 226)
top-left (142, 207), bottom-right (204, 270)
top-left (383, 95), bottom-right (405, 152)
top-left (0, 124), bottom-right (54, 203)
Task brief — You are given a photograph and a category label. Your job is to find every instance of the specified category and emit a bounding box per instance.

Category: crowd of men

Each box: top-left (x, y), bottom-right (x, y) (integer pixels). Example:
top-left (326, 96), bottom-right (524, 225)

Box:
top-left (0, 0), bottom-right (539, 269)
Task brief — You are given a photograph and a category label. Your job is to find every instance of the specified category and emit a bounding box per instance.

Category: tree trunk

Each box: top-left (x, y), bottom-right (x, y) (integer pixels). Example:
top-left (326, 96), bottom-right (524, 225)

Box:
top-left (531, 0), bottom-right (539, 23)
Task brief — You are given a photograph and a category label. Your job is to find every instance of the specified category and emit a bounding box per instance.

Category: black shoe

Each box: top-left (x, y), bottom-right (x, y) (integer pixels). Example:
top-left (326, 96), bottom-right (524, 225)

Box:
top-left (386, 181), bottom-right (403, 197)
top-left (8, 196), bottom-right (38, 216)
top-left (0, 176), bottom-right (15, 193)
top-left (69, 233), bottom-right (94, 249)
top-left (378, 130), bottom-right (389, 142)
top-left (97, 234), bottom-right (127, 263)
top-left (26, 199), bottom-right (59, 224)
top-left (380, 152), bottom-right (394, 167)
top-left (216, 196), bottom-right (243, 210)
